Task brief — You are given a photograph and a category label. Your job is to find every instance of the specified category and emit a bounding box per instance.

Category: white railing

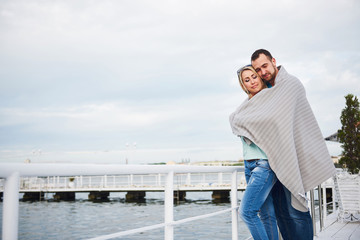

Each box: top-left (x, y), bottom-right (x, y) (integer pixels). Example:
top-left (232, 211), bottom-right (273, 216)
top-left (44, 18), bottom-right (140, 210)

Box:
top-left (0, 163), bottom-right (243, 240)
top-left (6, 172), bottom-right (247, 192)
top-left (309, 176), bottom-right (338, 236)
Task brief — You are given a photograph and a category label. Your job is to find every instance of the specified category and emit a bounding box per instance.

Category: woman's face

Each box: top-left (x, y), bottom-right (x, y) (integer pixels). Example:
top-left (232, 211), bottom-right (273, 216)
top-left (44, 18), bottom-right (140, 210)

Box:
top-left (241, 69), bottom-right (264, 98)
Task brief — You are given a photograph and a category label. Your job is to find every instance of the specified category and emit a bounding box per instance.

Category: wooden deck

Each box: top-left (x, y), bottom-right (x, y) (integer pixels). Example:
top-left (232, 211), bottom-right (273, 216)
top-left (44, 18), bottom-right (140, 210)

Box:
top-left (315, 213), bottom-right (360, 239)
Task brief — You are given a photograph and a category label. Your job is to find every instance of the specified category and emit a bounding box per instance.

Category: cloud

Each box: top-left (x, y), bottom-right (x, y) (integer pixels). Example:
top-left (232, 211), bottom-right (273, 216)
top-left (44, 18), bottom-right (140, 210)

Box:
top-left (280, 51), bottom-right (360, 136)
top-left (0, 0), bottom-right (358, 163)
top-left (0, 103), bottom-right (167, 130)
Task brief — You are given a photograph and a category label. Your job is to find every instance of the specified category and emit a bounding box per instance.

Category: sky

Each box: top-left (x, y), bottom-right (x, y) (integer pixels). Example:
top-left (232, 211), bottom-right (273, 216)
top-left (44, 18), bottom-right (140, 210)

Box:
top-left (0, 0), bottom-right (359, 164)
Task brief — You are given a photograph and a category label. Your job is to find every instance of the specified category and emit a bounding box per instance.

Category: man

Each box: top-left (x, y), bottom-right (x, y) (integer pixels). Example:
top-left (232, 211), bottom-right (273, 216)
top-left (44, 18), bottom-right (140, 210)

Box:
top-left (251, 49), bottom-right (313, 239)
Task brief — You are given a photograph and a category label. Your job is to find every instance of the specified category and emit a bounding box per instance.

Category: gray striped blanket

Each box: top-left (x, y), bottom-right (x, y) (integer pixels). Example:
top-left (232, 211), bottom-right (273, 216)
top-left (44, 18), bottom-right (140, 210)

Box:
top-left (229, 66), bottom-right (336, 211)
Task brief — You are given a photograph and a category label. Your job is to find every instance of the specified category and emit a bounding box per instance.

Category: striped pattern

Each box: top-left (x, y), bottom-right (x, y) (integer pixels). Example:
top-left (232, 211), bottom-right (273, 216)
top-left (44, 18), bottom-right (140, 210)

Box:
top-left (229, 66), bottom-right (336, 212)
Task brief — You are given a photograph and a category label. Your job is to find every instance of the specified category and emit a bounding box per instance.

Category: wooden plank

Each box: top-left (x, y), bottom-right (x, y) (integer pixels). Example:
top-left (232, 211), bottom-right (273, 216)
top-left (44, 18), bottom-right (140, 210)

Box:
top-left (349, 223), bottom-right (360, 240)
top-left (315, 213), bottom-right (360, 240)
top-left (316, 221), bottom-right (346, 239)
top-left (332, 222), bottom-right (360, 239)
top-left (315, 213), bottom-right (340, 238)
top-left (316, 223), bottom-right (360, 239)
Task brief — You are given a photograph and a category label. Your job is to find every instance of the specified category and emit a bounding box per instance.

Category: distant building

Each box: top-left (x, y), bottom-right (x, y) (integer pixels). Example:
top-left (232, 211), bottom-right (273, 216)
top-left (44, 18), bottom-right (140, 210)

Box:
top-left (166, 161), bottom-right (176, 165)
top-left (325, 132), bottom-right (339, 142)
top-left (191, 160), bottom-right (243, 166)
top-left (331, 156), bottom-right (340, 164)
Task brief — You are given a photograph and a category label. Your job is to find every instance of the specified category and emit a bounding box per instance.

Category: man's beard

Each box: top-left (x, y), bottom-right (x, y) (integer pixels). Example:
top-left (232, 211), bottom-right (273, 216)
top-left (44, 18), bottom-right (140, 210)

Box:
top-left (268, 71), bottom-right (276, 82)
top-left (264, 65), bottom-right (277, 83)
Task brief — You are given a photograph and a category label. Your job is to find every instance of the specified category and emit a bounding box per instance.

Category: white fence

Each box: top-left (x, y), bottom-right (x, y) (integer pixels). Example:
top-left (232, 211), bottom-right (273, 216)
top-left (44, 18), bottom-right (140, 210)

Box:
top-left (1, 172), bottom-right (247, 193)
top-left (0, 163), bottom-right (244, 240)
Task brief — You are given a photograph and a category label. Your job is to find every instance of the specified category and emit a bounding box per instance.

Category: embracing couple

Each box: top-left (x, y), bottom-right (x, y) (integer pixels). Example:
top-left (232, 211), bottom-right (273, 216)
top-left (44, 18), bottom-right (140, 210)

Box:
top-left (229, 49), bottom-right (336, 240)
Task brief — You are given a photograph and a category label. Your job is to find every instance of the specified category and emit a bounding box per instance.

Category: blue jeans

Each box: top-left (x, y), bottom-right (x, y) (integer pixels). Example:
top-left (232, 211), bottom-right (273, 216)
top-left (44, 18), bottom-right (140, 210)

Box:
top-left (240, 159), bottom-right (278, 240)
top-left (272, 181), bottom-right (313, 240)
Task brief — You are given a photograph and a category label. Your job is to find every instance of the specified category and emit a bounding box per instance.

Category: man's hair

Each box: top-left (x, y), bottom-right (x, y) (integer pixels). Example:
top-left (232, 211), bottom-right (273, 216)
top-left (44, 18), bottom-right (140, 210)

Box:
top-left (251, 49), bottom-right (273, 62)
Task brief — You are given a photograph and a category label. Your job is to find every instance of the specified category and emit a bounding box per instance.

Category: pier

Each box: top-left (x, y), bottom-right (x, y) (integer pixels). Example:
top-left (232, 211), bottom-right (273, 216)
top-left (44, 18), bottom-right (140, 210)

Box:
top-left (0, 163), bottom-right (243, 240)
top-left (0, 172), bottom-right (247, 201)
top-left (1, 163), bottom-right (359, 240)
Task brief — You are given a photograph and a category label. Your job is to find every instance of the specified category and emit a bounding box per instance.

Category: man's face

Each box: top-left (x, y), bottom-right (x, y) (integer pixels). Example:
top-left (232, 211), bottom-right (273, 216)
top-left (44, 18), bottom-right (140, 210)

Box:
top-left (251, 54), bottom-right (277, 83)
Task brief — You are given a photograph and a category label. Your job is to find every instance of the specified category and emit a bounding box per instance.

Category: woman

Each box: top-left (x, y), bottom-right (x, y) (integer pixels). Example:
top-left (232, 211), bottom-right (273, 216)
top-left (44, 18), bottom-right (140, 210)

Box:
top-left (237, 64), bottom-right (278, 240)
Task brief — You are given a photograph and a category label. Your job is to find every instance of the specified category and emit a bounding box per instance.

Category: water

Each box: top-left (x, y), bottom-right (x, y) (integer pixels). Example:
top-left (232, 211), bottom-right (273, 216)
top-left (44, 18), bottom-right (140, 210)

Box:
top-left (0, 192), bottom-right (251, 240)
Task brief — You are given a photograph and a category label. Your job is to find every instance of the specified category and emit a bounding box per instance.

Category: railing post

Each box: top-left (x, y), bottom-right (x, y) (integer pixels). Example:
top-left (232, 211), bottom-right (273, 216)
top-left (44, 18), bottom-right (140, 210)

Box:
top-left (318, 185), bottom-right (324, 231)
top-left (2, 171), bottom-right (20, 240)
top-left (231, 170), bottom-right (238, 240)
top-left (218, 172), bottom-right (223, 185)
top-left (310, 189), bottom-right (316, 236)
top-left (322, 184), bottom-right (327, 221)
top-left (164, 171), bottom-right (174, 240)
top-left (130, 174), bottom-right (133, 185)
top-left (332, 185), bottom-right (336, 212)
top-left (186, 173), bottom-right (191, 185)
top-left (157, 173), bottom-right (161, 186)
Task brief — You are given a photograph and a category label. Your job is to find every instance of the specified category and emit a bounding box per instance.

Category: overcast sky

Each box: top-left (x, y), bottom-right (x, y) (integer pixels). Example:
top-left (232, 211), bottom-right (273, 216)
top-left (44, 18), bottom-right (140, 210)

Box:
top-left (1, 0), bottom-right (359, 164)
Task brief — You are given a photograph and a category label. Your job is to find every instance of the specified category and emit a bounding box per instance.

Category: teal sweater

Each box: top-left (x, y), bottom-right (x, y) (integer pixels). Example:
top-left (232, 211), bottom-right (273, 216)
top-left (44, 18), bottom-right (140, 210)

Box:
top-left (241, 137), bottom-right (268, 160)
